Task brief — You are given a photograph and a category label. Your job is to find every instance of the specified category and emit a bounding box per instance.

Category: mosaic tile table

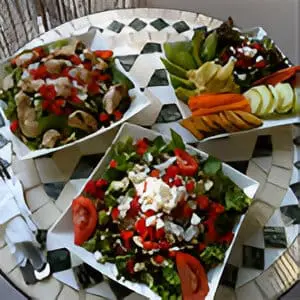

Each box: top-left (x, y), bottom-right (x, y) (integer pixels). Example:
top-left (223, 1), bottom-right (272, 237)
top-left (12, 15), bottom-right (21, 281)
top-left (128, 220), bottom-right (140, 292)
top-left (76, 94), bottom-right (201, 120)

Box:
top-left (0, 8), bottom-right (299, 300)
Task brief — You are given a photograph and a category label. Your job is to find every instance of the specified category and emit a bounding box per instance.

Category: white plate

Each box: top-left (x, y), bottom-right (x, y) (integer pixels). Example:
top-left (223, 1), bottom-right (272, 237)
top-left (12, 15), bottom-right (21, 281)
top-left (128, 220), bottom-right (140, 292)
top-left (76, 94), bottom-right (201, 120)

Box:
top-left (49, 122), bottom-right (259, 300)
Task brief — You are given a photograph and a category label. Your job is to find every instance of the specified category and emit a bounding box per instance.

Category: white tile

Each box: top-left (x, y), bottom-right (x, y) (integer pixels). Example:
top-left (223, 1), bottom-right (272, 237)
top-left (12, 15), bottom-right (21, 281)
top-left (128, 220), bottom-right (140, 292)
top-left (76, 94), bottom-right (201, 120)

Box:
top-left (236, 281), bottom-right (264, 300)
top-left (180, 11), bottom-right (198, 24)
top-left (257, 182), bottom-right (287, 208)
top-left (236, 267), bottom-right (262, 288)
top-left (25, 185), bottom-right (51, 212)
top-left (247, 200), bottom-right (275, 227)
top-left (0, 245), bottom-right (17, 273)
top-left (55, 179), bottom-right (86, 212)
top-left (146, 86), bottom-right (177, 105)
top-left (244, 228), bottom-right (265, 248)
top-left (227, 240), bottom-right (243, 267)
top-left (264, 248), bottom-right (285, 269)
top-left (215, 285), bottom-right (236, 300)
top-left (124, 294), bottom-right (147, 300)
top-left (265, 209), bottom-right (286, 227)
top-left (86, 281), bottom-right (117, 300)
top-left (71, 17), bottom-right (90, 30)
top-left (196, 13), bottom-right (212, 27)
top-left (272, 126), bottom-right (293, 151)
top-left (246, 162), bottom-right (267, 194)
top-left (268, 166), bottom-right (292, 189)
top-left (272, 149), bottom-right (293, 169)
top-left (12, 156), bottom-right (41, 190)
top-left (8, 267), bottom-right (62, 300)
top-left (285, 225), bottom-right (299, 246)
top-left (32, 202), bottom-right (61, 229)
top-left (256, 266), bottom-right (287, 298)
top-left (57, 285), bottom-right (79, 300)
top-left (252, 157), bottom-right (272, 174)
top-left (280, 188), bottom-right (299, 207)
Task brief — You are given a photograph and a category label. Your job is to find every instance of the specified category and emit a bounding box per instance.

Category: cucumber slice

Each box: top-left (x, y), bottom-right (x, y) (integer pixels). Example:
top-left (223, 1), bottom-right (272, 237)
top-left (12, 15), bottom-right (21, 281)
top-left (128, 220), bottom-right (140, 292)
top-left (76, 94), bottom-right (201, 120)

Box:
top-left (274, 83), bottom-right (294, 114)
top-left (268, 85), bottom-right (280, 113)
top-left (244, 89), bottom-right (262, 115)
top-left (160, 57), bottom-right (188, 79)
top-left (252, 85), bottom-right (273, 116)
top-left (294, 88), bottom-right (300, 113)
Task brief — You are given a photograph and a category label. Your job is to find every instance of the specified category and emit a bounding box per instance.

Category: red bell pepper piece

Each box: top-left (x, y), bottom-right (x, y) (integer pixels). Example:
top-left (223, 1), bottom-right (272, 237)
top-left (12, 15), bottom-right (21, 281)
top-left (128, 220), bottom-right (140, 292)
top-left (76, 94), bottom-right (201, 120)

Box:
top-left (174, 148), bottom-right (198, 177)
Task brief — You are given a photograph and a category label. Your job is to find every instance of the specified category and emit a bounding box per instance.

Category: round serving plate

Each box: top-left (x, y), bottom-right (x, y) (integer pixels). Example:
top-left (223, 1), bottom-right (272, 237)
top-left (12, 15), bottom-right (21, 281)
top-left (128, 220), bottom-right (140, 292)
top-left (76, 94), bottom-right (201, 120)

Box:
top-left (0, 8), bottom-right (299, 300)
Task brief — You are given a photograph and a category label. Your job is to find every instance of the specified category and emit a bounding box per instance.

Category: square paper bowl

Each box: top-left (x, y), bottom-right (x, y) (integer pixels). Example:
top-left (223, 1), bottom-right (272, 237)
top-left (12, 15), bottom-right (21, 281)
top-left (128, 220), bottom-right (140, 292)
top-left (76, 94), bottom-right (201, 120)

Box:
top-left (49, 122), bottom-right (259, 300)
top-left (0, 29), bottom-right (151, 160)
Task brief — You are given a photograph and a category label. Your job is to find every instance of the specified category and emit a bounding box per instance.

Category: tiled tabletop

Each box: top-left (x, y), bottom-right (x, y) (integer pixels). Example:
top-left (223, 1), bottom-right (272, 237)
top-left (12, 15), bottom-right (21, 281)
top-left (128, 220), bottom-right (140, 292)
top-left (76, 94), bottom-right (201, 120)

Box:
top-left (0, 8), bottom-right (299, 300)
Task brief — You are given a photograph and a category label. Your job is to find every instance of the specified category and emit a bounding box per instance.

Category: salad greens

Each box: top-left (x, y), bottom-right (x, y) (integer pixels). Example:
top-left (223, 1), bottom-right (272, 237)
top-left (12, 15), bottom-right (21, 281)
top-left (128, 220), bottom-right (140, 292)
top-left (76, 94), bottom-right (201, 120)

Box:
top-left (72, 131), bottom-right (252, 298)
top-left (0, 38), bottom-right (134, 150)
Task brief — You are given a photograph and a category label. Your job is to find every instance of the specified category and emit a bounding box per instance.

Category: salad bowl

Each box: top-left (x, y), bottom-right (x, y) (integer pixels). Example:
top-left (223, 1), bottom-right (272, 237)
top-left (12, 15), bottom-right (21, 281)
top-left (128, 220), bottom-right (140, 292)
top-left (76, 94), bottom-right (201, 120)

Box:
top-left (49, 122), bottom-right (259, 300)
top-left (0, 29), bottom-right (151, 160)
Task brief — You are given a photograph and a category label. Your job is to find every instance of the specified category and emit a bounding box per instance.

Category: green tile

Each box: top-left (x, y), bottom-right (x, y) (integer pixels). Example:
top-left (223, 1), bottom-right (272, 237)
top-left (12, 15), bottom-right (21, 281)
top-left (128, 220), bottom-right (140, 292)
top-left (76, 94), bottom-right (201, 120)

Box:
top-left (150, 18), bottom-right (169, 31)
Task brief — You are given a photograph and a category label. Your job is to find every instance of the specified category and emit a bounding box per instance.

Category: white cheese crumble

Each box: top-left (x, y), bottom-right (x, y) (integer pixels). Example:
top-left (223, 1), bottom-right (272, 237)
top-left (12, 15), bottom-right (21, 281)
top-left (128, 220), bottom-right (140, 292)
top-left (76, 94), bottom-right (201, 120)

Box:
top-left (191, 213), bottom-right (201, 226)
top-left (256, 55), bottom-right (264, 63)
top-left (134, 262), bottom-right (146, 272)
top-left (136, 177), bottom-right (186, 214)
top-left (242, 46), bottom-right (257, 58)
top-left (165, 221), bottom-right (184, 237)
top-left (204, 180), bottom-right (214, 191)
top-left (145, 215), bottom-right (156, 227)
top-left (156, 218), bottom-right (164, 229)
top-left (117, 195), bottom-right (133, 218)
top-left (184, 225), bottom-right (199, 242)
top-left (237, 73), bottom-right (247, 80)
top-left (133, 236), bottom-right (143, 248)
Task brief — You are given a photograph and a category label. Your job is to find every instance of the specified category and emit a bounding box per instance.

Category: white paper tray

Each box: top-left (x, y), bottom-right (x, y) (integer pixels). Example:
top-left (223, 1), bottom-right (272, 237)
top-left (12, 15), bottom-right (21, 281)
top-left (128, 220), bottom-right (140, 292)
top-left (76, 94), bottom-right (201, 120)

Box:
top-left (49, 122), bottom-right (259, 300)
top-left (0, 29), bottom-right (155, 160)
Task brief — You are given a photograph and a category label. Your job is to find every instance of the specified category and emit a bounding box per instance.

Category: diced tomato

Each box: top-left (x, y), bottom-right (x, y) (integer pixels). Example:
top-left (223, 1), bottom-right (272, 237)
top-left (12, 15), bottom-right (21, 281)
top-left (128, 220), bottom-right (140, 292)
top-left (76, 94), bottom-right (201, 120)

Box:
top-left (166, 165), bottom-right (179, 178)
top-left (198, 243), bottom-right (206, 252)
top-left (111, 207), bottom-right (120, 220)
top-left (30, 64), bottom-right (48, 79)
top-left (144, 210), bottom-right (155, 217)
top-left (150, 169), bottom-right (160, 178)
top-left (162, 174), bottom-right (171, 185)
top-left (158, 240), bottom-right (170, 250)
top-left (33, 46), bottom-right (46, 58)
top-left (98, 73), bottom-right (111, 81)
top-left (143, 241), bottom-right (158, 250)
top-left (62, 67), bottom-right (72, 78)
top-left (71, 95), bottom-right (82, 103)
top-left (155, 228), bottom-right (165, 240)
top-left (136, 138), bottom-right (148, 156)
top-left (174, 148), bottom-right (198, 177)
top-left (251, 42), bottom-right (264, 52)
top-left (204, 217), bottom-right (218, 244)
top-left (169, 251), bottom-right (177, 257)
top-left (109, 160), bottom-right (117, 168)
top-left (70, 55), bottom-right (81, 65)
top-left (183, 203), bottom-right (193, 218)
top-left (147, 227), bottom-right (155, 241)
top-left (135, 218), bottom-right (147, 238)
top-left (210, 202), bottom-right (225, 215)
top-left (95, 179), bottom-right (108, 189)
top-left (126, 259), bottom-right (135, 274)
top-left (99, 112), bottom-right (109, 122)
top-left (72, 196), bottom-right (98, 245)
top-left (172, 177), bottom-right (182, 187)
top-left (113, 110), bottom-right (123, 121)
top-left (153, 255), bottom-right (165, 264)
top-left (120, 230), bottom-right (134, 249)
top-left (196, 195), bottom-right (209, 210)
top-left (84, 180), bottom-right (97, 196)
top-left (39, 84), bottom-right (56, 101)
top-left (219, 232), bottom-right (234, 244)
top-left (94, 50), bottom-right (113, 60)
top-left (127, 195), bottom-right (140, 217)
top-left (42, 100), bottom-right (50, 111)
top-left (10, 120), bottom-right (19, 133)
top-left (176, 252), bottom-right (209, 300)
top-left (88, 81), bottom-right (100, 95)
top-left (82, 61), bottom-right (92, 70)
top-left (255, 60), bottom-right (266, 69)
top-left (186, 181), bottom-right (195, 193)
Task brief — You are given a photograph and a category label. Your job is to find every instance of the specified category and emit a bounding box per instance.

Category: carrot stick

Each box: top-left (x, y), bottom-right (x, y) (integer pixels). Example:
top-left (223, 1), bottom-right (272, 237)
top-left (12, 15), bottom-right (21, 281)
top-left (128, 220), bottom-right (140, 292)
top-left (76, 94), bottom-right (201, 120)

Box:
top-left (188, 93), bottom-right (246, 111)
top-left (191, 100), bottom-right (251, 116)
top-left (253, 66), bottom-right (300, 86)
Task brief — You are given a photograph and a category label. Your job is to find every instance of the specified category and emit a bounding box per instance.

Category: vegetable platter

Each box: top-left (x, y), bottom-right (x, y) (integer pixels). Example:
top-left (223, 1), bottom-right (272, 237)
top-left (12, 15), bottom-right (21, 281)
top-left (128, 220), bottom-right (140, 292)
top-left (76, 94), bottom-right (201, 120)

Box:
top-left (160, 18), bottom-right (300, 142)
top-left (49, 123), bottom-right (259, 300)
top-left (0, 29), bottom-right (151, 160)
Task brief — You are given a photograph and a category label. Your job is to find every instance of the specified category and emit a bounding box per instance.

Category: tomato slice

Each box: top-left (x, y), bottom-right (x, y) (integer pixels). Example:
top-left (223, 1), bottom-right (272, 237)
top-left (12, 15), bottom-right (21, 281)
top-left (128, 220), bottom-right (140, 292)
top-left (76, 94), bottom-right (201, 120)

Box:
top-left (174, 148), bottom-right (198, 177)
top-left (176, 252), bottom-right (209, 300)
top-left (72, 196), bottom-right (98, 245)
